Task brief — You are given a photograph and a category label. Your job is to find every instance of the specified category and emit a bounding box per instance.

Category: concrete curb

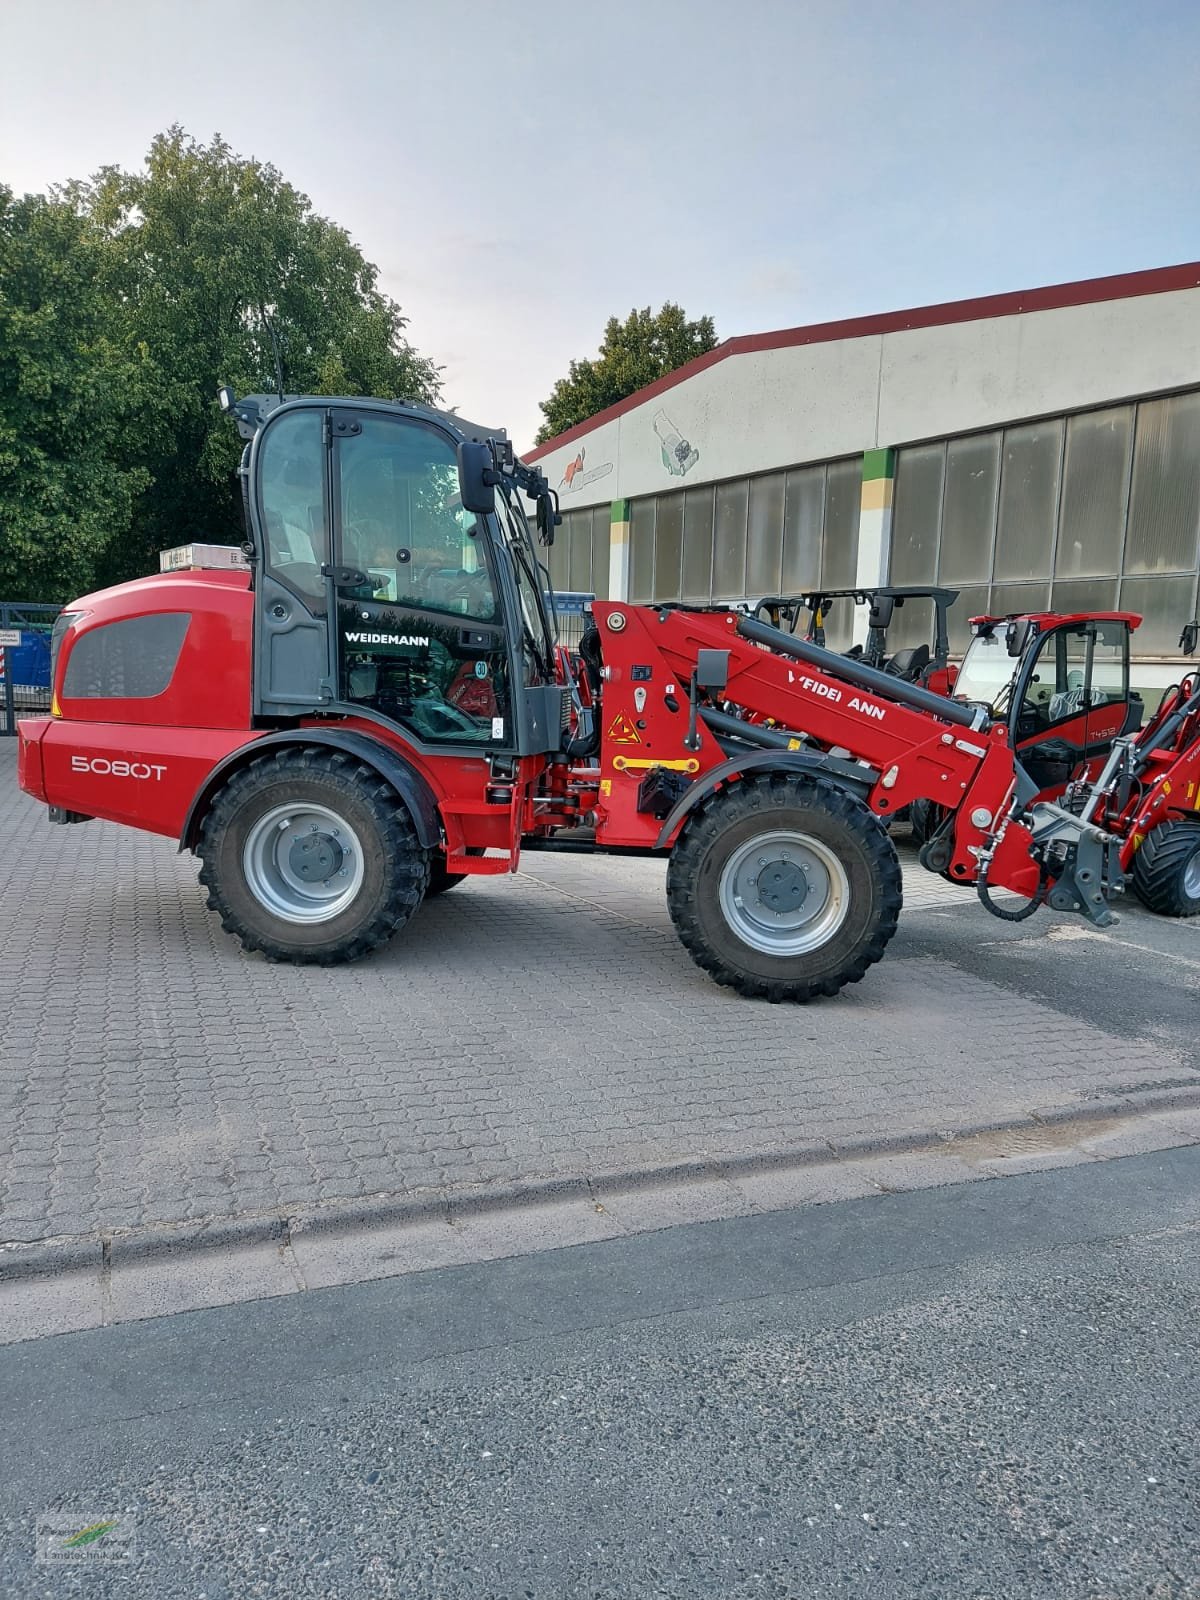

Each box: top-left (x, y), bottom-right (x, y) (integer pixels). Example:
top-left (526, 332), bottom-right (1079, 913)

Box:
top-left (3, 1083), bottom-right (1199, 1285)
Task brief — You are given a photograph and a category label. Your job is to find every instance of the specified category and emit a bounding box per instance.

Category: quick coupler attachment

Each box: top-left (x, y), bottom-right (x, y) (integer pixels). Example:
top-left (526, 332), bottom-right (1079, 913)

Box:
top-left (1028, 803), bottom-right (1121, 929)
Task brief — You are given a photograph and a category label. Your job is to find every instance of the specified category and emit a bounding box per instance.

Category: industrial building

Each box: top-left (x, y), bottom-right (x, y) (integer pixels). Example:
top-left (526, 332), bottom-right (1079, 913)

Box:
top-left (529, 263), bottom-right (1200, 692)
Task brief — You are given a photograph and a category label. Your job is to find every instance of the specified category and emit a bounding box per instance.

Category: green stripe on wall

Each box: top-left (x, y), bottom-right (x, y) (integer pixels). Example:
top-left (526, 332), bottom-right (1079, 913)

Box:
top-left (862, 448), bottom-right (896, 483)
top-left (610, 499), bottom-right (631, 524)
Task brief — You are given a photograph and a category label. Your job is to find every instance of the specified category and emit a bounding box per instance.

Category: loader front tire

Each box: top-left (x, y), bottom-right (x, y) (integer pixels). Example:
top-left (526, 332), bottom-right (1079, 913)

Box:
top-left (667, 773), bottom-right (902, 1002)
top-left (1131, 819), bottom-right (1200, 917)
top-left (197, 747), bottom-right (430, 964)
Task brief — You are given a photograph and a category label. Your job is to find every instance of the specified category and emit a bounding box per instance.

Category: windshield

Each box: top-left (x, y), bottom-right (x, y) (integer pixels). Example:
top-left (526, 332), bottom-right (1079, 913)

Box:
top-left (954, 630), bottom-right (1018, 710)
top-left (495, 484), bottom-right (557, 679)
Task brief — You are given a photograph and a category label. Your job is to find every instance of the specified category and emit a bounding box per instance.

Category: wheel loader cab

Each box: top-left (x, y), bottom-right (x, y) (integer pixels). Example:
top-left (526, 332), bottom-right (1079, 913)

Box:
top-left (250, 399), bottom-right (558, 754)
top-left (957, 613), bottom-right (1140, 796)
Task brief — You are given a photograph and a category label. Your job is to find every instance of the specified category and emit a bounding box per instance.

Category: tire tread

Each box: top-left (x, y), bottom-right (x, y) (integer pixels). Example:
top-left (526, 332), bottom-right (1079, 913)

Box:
top-left (666, 773), bottom-right (903, 1002)
top-left (197, 746), bottom-right (430, 964)
top-left (1131, 819), bottom-right (1200, 917)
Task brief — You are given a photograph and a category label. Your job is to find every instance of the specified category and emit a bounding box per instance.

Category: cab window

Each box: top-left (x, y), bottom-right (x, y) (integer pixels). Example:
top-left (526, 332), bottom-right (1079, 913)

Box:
top-left (334, 415), bottom-right (511, 747)
top-left (338, 417), bottom-right (497, 623)
top-left (258, 410), bottom-right (328, 607)
top-left (1020, 623), bottom-right (1128, 730)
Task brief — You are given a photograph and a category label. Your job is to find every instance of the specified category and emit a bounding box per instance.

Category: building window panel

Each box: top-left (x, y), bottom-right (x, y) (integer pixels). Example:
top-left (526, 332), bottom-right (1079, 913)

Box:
top-left (713, 480), bottom-right (749, 600)
top-left (990, 580), bottom-right (1051, 617)
top-left (1118, 573), bottom-right (1200, 654)
top-left (746, 473), bottom-right (785, 598)
top-left (891, 444), bottom-right (944, 584)
top-left (590, 506), bottom-right (610, 600)
top-left (548, 517), bottom-right (571, 589)
top-left (681, 486), bottom-right (715, 603)
top-left (886, 593), bottom-right (936, 653)
top-left (825, 595), bottom-right (857, 649)
top-left (822, 457), bottom-right (862, 589)
top-left (566, 508), bottom-right (592, 591)
top-left (1125, 392), bottom-right (1200, 575)
top-left (994, 421), bottom-right (1063, 581)
top-left (629, 499), bottom-right (656, 602)
top-left (1056, 407), bottom-right (1132, 578)
top-left (939, 432), bottom-right (1001, 585)
top-left (781, 467), bottom-right (824, 590)
top-left (947, 585), bottom-right (991, 653)
top-left (1050, 577), bottom-right (1120, 614)
top-left (654, 491), bottom-right (685, 602)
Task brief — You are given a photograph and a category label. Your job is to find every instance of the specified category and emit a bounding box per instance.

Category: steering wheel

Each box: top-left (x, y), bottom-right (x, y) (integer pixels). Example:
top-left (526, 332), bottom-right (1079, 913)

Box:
top-left (427, 568), bottom-right (495, 617)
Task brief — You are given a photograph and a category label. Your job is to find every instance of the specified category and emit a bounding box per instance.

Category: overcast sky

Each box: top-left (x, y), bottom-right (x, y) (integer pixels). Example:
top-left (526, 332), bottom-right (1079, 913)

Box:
top-left (2, 0), bottom-right (1198, 451)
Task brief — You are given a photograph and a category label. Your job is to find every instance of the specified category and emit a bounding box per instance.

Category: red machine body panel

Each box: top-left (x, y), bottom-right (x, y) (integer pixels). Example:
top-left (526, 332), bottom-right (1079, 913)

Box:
top-left (39, 721), bottom-right (260, 838)
top-left (56, 569), bottom-right (254, 730)
top-left (23, 566), bottom-right (541, 857)
top-left (584, 602), bottom-right (1042, 897)
top-left (967, 610), bottom-right (1142, 632)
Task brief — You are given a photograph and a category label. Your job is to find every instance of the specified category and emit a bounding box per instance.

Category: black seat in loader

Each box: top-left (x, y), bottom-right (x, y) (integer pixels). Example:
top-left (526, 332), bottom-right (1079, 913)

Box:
top-left (883, 643), bottom-right (930, 682)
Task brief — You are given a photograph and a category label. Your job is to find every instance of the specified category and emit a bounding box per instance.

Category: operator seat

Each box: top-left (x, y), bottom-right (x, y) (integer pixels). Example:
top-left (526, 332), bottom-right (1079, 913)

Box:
top-left (883, 644), bottom-right (930, 682)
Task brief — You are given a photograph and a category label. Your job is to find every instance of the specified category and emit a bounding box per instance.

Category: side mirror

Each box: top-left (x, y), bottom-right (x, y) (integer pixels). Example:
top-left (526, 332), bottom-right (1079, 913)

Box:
top-left (1006, 618), bottom-right (1034, 658)
top-left (457, 440), bottom-right (496, 515)
top-left (1181, 619), bottom-right (1198, 657)
top-left (535, 486), bottom-right (561, 546)
top-left (868, 594), bottom-right (895, 630)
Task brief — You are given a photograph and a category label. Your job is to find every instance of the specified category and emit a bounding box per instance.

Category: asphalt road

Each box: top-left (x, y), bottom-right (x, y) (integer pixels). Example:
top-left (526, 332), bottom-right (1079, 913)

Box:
top-left (3, 1147), bottom-right (1199, 1599)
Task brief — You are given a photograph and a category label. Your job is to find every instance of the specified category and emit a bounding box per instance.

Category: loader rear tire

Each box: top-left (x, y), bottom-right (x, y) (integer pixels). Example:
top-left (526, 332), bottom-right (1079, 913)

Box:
top-left (667, 773), bottom-right (903, 1002)
top-left (197, 747), bottom-right (430, 964)
top-left (1131, 820), bottom-right (1200, 917)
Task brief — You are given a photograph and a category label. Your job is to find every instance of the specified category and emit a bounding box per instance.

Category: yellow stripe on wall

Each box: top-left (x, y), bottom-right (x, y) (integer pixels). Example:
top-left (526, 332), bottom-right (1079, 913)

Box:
top-left (860, 476), bottom-right (895, 513)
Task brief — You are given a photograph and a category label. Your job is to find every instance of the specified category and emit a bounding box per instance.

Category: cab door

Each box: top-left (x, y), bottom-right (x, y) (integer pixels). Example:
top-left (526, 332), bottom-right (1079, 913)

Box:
top-left (253, 405), bottom-right (336, 715)
top-left (330, 410), bottom-right (515, 750)
top-left (1012, 622), bottom-right (1133, 796)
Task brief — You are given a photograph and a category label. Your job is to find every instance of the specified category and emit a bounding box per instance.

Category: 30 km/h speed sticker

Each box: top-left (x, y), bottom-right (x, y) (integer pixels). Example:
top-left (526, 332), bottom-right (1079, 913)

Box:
top-left (607, 711), bottom-right (642, 745)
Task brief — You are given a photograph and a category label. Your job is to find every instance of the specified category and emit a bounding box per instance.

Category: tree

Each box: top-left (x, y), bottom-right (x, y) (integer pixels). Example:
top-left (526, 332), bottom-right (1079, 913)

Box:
top-left (83, 127), bottom-right (441, 584)
top-left (535, 303), bottom-right (718, 445)
top-left (0, 186), bottom-right (148, 602)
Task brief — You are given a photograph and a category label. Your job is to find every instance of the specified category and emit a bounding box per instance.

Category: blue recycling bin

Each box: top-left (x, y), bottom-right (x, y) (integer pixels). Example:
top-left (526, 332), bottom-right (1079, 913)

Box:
top-left (7, 631), bottom-right (52, 689)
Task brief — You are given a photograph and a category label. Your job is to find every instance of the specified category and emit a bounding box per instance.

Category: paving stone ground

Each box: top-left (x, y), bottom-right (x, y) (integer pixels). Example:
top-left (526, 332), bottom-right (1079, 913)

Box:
top-left (2, 739), bottom-right (1198, 1250)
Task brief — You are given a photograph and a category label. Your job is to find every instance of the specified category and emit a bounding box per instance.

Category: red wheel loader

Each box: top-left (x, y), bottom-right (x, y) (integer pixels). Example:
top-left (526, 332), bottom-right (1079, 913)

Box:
top-left (16, 391), bottom-right (1199, 1000)
top-left (908, 609), bottom-right (1200, 917)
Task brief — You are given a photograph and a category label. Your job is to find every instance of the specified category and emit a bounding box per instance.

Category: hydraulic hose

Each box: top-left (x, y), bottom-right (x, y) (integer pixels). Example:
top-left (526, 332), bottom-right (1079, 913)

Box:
top-left (976, 858), bottom-right (1048, 922)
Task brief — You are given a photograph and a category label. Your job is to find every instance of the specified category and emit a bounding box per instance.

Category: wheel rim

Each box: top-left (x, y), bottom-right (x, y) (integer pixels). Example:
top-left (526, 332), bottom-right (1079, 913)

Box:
top-left (242, 803), bottom-right (366, 924)
top-left (718, 829), bottom-right (851, 956)
top-left (1185, 846), bottom-right (1200, 900)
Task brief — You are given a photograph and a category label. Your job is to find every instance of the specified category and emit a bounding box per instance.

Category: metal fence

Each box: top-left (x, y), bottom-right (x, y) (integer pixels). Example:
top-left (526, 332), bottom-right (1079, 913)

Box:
top-left (1, 603), bottom-right (62, 734)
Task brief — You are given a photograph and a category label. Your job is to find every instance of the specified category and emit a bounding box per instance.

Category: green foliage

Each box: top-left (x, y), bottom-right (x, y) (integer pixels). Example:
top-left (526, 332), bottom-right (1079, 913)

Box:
top-left (535, 303), bottom-right (718, 445)
top-left (0, 127), bottom-right (440, 601)
top-left (0, 186), bottom-right (148, 602)
top-left (86, 127), bottom-right (442, 585)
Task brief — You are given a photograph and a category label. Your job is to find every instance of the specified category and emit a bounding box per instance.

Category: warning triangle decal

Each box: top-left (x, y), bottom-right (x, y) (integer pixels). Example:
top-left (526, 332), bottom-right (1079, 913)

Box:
top-left (607, 711), bottom-right (642, 745)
